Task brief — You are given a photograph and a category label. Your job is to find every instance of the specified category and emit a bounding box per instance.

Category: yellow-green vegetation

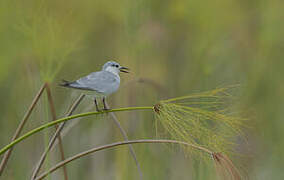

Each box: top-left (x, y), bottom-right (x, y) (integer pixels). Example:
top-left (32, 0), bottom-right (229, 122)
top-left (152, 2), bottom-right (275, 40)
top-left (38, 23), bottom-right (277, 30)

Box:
top-left (155, 87), bottom-right (246, 159)
top-left (0, 0), bottom-right (283, 179)
top-left (19, 12), bottom-right (81, 82)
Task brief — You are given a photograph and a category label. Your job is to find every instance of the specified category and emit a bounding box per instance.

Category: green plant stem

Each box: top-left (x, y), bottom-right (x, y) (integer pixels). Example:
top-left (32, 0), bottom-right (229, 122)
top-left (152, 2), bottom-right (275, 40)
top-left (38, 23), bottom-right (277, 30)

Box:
top-left (45, 83), bottom-right (68, 180)
top-left (35, 139), bottom-right (213, 180)
top-left (0, 106), bottom-right (153, 156)
top-left (31, 94), bottom-right (85, 180)
top-left (0, 83), bottom-right (46, 176)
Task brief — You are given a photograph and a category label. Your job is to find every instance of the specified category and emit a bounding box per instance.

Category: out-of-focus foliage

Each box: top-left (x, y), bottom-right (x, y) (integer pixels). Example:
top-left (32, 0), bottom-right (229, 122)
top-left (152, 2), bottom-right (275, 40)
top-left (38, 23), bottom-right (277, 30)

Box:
top-left (0, 0), bottom-right (283, 179)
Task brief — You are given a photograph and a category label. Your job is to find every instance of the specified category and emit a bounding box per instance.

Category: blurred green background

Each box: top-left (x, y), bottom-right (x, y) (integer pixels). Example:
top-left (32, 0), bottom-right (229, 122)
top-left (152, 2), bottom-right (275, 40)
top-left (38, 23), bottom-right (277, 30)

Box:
top-left (0, 0), bottom-right (283, 179)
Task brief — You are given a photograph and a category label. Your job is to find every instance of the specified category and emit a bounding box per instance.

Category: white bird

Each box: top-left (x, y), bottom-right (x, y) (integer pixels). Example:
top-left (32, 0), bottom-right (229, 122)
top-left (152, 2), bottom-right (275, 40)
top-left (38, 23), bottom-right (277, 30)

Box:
top-left (60, 61), bottom-right (129, 111)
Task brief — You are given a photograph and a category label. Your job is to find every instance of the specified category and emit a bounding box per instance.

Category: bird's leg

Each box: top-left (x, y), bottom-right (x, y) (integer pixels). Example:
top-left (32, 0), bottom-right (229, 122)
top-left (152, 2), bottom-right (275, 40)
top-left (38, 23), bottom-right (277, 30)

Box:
top-left (94, 97), bottom-right (100, 112)
top-left (102, 97), bottom-right (110, 111)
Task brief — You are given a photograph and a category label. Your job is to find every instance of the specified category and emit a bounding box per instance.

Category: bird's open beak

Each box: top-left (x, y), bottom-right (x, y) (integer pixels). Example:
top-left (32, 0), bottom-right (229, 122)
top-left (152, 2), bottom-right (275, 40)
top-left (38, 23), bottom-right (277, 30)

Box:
top-left (119, 66), bottom-right (130, 73)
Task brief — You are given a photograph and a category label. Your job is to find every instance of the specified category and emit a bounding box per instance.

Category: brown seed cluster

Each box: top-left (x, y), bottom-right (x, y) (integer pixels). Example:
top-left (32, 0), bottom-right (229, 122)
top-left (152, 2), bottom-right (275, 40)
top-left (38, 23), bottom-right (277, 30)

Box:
top-left (153, 103), bottom-right (162, 114)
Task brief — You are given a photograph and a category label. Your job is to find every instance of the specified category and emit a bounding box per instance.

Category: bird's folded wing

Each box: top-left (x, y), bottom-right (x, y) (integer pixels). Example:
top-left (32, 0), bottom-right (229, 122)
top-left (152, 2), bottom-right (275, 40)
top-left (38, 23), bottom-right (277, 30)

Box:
top-left (76, 71), bottom-right (119, 93)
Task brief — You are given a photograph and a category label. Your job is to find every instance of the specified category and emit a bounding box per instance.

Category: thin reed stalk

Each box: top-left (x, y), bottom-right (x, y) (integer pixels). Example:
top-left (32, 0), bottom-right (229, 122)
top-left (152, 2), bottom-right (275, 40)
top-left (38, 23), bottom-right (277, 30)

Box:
top-left (35, 139), bottom-right (213, 180)
top-left (50, 105), bottom-right (92, 151)
top-left (212, 152), bottom-right (242, 180)
top-left (0, 83), bottom-right (46, 176)
top-left (105, 101), bottom-right (143, 180)
top-left (31, 94), bottom-right (85, 180)
top-left (45, 83), bottom-right (68, 180)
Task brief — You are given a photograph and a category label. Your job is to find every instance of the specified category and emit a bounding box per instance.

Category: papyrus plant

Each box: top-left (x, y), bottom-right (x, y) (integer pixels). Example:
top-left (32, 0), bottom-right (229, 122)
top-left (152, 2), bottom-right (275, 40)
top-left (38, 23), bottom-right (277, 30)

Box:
top-left (154, 86), bottom-right (246, 160)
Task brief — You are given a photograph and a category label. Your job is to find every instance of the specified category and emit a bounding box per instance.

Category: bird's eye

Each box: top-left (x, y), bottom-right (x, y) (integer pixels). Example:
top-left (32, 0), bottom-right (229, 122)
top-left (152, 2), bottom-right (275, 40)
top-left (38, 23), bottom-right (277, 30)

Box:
top-left (115, 65), bottom-right (119, 68)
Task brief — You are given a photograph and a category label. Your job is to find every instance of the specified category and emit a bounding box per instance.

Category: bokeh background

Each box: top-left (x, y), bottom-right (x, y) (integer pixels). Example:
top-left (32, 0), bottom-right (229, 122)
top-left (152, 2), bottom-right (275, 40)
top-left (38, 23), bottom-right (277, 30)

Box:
top-left (0, 0), bottom-right (283, 179)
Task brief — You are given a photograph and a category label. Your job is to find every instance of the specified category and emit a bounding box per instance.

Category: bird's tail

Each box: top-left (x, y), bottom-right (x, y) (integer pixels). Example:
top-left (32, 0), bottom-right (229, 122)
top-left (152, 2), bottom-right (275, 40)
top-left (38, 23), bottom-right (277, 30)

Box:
top-left (59, 79), bottom-right (72, 87)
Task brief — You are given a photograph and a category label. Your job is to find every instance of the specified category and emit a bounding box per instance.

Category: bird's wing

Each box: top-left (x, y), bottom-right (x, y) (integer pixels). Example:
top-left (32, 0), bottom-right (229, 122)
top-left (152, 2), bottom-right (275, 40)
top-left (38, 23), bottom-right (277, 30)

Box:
top-left (74, 71), bottom-right (120, 94)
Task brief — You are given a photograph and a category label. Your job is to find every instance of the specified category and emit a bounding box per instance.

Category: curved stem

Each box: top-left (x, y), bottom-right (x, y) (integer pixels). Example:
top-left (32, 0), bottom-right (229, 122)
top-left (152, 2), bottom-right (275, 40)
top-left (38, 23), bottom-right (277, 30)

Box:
top-left (105, 101), bottom-right (143, 180)
top-left (0, 106), bottom-right (153, 156)
top-left (0, 83), bottom-right (46, 176)
top-left (35, 139), bottom-right (213, 180)
top-left (45, 83), bottom-right (68, 180)
top-left (31, 94), bottom-right (85, 180)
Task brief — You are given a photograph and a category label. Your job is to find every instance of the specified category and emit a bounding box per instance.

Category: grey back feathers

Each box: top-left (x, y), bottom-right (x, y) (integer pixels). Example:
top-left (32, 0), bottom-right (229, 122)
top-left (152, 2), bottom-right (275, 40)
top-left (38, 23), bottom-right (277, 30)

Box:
top-left (74, 71), bottom-right (120, 94)
top-left (60, 61), bottom-right (121, 96)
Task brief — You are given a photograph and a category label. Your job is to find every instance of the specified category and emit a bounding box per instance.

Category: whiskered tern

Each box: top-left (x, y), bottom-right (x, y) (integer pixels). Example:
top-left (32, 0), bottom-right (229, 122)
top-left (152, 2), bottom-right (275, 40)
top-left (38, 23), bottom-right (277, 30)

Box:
top-left (60, 61), bottom-right (129, 111)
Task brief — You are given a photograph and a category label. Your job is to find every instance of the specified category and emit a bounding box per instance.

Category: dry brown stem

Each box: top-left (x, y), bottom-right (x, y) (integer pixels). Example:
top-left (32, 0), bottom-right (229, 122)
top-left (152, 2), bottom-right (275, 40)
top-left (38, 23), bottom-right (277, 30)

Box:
top-left (0, 83), bottom-right (46, 176)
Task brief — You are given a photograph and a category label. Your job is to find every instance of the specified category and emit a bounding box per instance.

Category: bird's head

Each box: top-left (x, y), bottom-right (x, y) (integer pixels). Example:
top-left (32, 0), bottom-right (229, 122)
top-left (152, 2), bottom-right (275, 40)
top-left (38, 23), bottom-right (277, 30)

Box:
top-left (102, 61), bottom-right (130, 75)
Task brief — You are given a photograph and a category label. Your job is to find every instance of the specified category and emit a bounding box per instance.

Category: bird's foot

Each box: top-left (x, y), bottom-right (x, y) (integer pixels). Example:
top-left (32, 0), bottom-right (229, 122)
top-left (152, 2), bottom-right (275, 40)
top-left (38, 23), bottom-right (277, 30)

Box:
top-left (95, 108), bottom-right (102, 112)
top-left (102, 107), bottom-right (111, 111)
